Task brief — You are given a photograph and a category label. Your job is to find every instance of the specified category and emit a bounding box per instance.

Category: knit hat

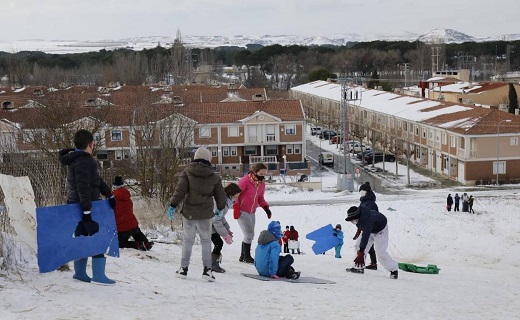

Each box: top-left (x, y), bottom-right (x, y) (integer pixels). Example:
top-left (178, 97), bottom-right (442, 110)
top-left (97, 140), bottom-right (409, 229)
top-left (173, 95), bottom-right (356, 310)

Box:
top-left (268, 221), bottom-right (282, 240)
top-left (359, 182), bottom-right (371, 192)
top-left (345, 206), bottom-right (361, 221)
top-left (193, 147), bottom-right (212, 163)
top-left (113, 176), bottom-right (124, 186)
top-left (335, 224), bottom-right (342, 230)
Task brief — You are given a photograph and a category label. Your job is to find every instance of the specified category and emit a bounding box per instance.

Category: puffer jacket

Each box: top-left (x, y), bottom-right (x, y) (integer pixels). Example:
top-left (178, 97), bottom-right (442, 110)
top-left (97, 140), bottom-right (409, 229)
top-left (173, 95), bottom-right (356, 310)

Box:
top-left (360, 190), bottom-right (378, 211)
top-left (113, 186), bottom-right (138, 232)
top-left (170, 161), bottom-right (226, 220)
top-left (236, 173), bottom-right (268, 214)
top-left (355, 205), bottom-right (387, 252)
top-left (212, 197), bottom-right (233, 236)
top-left (59, 148), bottom-right (112, 211)
top-left (254, 230), bottom-right (281, 277)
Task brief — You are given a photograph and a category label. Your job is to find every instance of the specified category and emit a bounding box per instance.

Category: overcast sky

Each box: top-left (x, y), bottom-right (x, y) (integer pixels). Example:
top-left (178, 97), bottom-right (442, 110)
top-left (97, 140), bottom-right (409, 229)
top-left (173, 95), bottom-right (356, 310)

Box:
top-left (2, 0), bottom-right (519, 41)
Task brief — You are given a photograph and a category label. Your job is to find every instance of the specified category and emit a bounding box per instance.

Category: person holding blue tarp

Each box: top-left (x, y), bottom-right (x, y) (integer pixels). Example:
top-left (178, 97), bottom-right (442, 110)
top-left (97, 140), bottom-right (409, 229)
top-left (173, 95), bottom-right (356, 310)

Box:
top-left (59, 129), bottom-right (117, 284)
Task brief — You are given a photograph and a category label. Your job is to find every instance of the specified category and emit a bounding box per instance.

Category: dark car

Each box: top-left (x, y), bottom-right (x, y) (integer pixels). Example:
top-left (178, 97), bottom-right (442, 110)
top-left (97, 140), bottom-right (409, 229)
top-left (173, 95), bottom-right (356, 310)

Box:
top-left (319, 130), bottom-right (337, 140)
top-left (357, 150), bottom-right (374, 161)
top-left (364, 152), bottom-right (396, 164)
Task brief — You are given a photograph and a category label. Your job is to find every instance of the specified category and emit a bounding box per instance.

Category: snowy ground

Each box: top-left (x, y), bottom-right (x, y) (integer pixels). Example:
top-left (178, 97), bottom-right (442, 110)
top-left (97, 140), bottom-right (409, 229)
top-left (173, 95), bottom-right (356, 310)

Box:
top-left (1, 132), bottom-right (520, 319)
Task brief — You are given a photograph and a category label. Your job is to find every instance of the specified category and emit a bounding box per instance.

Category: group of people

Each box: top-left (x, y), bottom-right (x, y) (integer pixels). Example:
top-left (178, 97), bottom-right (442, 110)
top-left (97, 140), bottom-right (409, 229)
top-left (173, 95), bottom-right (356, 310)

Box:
top-left (446, 192), bottom-right (475, 213)
top-left (282, 225), bottom-right (301, 255)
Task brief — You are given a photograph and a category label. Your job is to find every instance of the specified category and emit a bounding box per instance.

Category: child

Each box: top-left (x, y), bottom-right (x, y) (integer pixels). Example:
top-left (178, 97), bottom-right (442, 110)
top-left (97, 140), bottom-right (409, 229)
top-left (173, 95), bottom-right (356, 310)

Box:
top-left (333, 224), bottom-right (344, 258)
top-left (112, 176), bottom-right (154, 251)
top-left (254, 221), bottom-right (300, 280)
top-left (211, 183), bottom-right (241, 273)
top-left (282, 226), bottom-right (290, 253)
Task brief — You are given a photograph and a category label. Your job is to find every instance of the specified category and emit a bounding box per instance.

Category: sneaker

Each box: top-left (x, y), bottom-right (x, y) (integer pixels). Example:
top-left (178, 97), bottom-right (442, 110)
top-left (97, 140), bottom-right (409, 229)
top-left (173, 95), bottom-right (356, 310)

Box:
top-left (202, 267), bottom-right (215, 282)
top-left (390, 270), bottom-right (398, 279)
top-left (348, 267), bottom-right (364, 274)
top-left (176, 267), bottom-right (188, 279)
top-left (289, 271), bottom-right (301, 280)
top-left (366, 263), bottom-right (377, 270)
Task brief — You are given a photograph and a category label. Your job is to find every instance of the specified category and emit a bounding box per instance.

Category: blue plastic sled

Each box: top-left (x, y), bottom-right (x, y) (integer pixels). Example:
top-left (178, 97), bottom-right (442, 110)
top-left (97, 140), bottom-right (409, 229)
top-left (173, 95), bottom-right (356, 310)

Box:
top-left (306, 224), bottom-right (340, 255)
top-left (36, 200), bottom-right (119, 273)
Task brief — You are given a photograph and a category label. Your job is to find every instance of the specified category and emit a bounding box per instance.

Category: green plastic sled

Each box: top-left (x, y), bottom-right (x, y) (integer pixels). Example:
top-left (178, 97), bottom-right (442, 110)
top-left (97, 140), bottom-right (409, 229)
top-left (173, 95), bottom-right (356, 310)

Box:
top-left (398, 263), bottom-right (440, 274)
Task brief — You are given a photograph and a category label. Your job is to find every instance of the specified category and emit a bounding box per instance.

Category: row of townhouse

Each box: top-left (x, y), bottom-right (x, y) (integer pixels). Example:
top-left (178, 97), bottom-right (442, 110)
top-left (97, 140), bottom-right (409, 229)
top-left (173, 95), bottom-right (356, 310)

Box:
top-left (291, 80), bottom-right (520, 185)
top-left (0, 84), bottom-right (309, 178)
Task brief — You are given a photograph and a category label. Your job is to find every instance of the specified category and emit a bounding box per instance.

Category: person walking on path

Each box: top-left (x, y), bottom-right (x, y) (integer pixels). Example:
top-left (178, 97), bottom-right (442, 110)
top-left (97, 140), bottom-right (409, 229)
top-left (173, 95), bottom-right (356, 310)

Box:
top-left (234, 163), bottom-right (271, 263)
top-left (168, 147), bottom-right (226, 282)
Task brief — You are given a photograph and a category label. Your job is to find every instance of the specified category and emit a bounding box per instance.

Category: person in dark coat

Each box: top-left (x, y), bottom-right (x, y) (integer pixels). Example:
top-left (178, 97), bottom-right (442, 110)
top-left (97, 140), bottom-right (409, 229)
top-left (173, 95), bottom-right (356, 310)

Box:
top-left (346, 205), bottom-right (399, 279)
top-left (59, 129), bottom-right (117, 284)
top-left (454, 193), bottom-right (460, 212)
top-left (112, 176), bottom-right (153, 251)
top-left (169, 147), bottom-right (226, 282)
top-left (462, 193), bottom-right (470, 212)
top-left (446, 194), bottom-right (453, 212)
top-left (254, 221), bottom-right (300, 280)
top-left (468, 195), bottom-right (475, 214)
top-left (353, 182), bottom-right (378, 270)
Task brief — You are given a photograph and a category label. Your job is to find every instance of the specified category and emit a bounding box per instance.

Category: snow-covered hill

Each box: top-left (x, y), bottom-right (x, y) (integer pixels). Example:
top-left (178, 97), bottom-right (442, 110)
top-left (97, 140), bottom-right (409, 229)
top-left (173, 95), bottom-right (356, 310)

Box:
top-left (1, 29), bottom-right (519, 54)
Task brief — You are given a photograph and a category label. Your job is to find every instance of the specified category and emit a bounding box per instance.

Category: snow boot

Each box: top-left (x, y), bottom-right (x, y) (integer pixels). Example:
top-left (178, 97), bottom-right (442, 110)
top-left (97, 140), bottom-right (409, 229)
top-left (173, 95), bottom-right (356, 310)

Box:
top-left (202, 267), bottom-right (215, 282)
top-left (286, 267), bottom-right (301, 280)
top-left (366, 263), bottom-right (378, 270)
top-left (212, 253), bottom-right (226, 273)
top-left (72, 258), bottom-right (91, 283)
top-left (390, 270), bottom-right (398, 279)
top-left (239, 243), bottom-right (245, 262)
top-left (91, 257), bottom-right (116, 285)
top-left (176, 267), bottom-right (188, 279)
top-left (242, 242), bottom-right (254, 264)
top-left (136, 241), bottom-right (154, 251)
top-left (348, 267), bottom-right (364, 274)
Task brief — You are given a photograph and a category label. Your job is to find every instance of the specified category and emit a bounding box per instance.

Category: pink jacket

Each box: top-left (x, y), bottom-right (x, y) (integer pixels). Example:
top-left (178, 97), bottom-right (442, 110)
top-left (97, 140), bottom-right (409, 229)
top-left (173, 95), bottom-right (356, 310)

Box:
top-left (236, 173), bottom-right (268, 214)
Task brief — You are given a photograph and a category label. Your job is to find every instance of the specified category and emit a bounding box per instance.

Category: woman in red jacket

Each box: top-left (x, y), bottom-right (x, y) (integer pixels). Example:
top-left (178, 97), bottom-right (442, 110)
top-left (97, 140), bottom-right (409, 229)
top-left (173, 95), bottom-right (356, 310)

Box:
top-left (287, 225), bottom-right (300, 254)
top-left (112, 176), bottom-right (153, 251)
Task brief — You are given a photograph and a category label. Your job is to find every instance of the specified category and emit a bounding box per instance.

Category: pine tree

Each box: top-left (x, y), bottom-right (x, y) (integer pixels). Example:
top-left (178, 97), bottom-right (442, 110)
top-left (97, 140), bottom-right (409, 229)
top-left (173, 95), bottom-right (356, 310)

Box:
top-left (508, 83), bottom-right (518, 114)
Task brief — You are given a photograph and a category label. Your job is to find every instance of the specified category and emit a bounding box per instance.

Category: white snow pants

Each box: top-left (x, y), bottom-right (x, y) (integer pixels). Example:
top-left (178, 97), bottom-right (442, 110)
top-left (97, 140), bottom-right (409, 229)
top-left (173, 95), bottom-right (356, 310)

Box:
top-left (181, 217), bottom-right (212, 269)
top-left (355, 224), bottom-right (398, 272)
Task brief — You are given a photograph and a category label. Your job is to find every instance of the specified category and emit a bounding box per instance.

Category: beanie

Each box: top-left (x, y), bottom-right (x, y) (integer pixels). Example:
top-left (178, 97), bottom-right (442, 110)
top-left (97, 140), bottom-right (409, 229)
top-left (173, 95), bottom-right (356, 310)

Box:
top-left (345, 206), bottom-right (361, 221)
top-left (113, 176), bottom-right (124, 186)
top-left (267, 221), bottom-right (282, 240)
top-left (194, 147), bottom-right (212, 163)
top-left (359, 182), bottom-right (371, 192)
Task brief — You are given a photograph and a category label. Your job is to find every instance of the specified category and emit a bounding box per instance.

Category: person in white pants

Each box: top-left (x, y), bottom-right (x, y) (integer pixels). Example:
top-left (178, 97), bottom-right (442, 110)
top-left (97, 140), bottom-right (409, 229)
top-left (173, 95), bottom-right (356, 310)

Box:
top-left (345, 205), bottom-right (399, 279)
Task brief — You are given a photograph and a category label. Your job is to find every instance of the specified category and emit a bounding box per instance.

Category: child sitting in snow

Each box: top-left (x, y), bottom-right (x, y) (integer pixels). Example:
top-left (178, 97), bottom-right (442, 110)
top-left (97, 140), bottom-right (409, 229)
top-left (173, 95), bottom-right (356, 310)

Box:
top-left (254, 221), bottom-right (301, 280)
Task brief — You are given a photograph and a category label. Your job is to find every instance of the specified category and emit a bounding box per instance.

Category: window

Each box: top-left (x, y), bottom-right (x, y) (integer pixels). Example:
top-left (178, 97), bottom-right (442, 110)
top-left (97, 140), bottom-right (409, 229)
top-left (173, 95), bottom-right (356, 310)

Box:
top-left (285, 124), bottom-right (296, 135)
top-left (422, 128), bottom-right (426, 138)
top-left (415, 125), bottom-right (419, 136)
top-left (442, 133), bottom-right (447, 145)
top-left (248, 126), bottom-right (258, 143)
top-left (93, 133), bottom-right (101, 143)
top-left (293, 144), bottom-right (301, 154)
top-left (266, 125), bottom-right (276, 141)
top-left (287, 144), bottom-right (293, 154)
top-left (459, 137), bottom-right (465, 149)
top-left (199, 127), bottom-right (211, 138)
top-left (23, 131), bottom-right (34, 143)
top-left (493, 161), bottom-right (506, 175)
top-left (450, 135), bottom-right (456, 147)
top-left (230, 146), bottom-right (237, 156)
top-left (265, 145), bottom-right (278, 155)
top-left (228, 126), bottom-right (239, 137)
top-left (210, 147), bottom-right (218, 157)
top-left (111, 130), bottom-right (122, 141)
top-left (511, 137), bottom-right (519, 146)
top-left (398, 120), bottom-right (402, 129)
top-left (115, 150), bottom-right (123, 160)
top-left (222, 147), bottom-right (229, 157)
top-left (244, 146), bottom-right (257, 155)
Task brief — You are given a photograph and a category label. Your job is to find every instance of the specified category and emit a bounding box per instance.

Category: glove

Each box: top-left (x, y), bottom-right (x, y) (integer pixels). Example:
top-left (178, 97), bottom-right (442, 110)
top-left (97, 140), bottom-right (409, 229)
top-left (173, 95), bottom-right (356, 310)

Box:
top-left (214, 208), bottom-right (224, 217)
top-left (263, 206), bottom-right (272, 219)
top-left (74, 211), bottom-right (99, 237)
top-left (270, 274), bottom-right (281, 279)
top-left (353, 229), bottom-right (361, 240)
top-left (354, 250), bottom-right (365, 268)
top-left (227, 230), bottom-right (233, 237)
top-left (167, 206), bottom-right (175, 221)
top-left (223, 234), bottom-right (233, 245)
top-left (233, 202), bottom-right (241, 220)
top-left (108, 195), bottom-right (116, 209)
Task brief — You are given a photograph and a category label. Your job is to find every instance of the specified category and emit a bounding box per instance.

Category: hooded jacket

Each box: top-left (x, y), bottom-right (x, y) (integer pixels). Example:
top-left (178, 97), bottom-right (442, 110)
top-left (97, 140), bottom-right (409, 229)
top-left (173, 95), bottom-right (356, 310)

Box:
top-left (59, 148), bottom-right (112, 211)
top-left (355, 205), bottom-right (387, 252)
top-left (212, 197), bottom-right (233, 236)
top-left (360, 190), bottom-right (378, 211)
top-left (236, 172), bottom-right (268, 214)
top-left (113, 186), bottom-right (138, 232)
top-left (170, 161), bottom-right (226, 220)
top-left (254, 230), bottom-right (281, 277)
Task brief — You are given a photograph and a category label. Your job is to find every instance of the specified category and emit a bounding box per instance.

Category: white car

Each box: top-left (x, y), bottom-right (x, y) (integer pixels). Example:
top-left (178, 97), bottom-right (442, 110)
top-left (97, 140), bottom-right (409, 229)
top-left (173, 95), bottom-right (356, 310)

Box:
top-left (310, 126), bottom-right (323, 136)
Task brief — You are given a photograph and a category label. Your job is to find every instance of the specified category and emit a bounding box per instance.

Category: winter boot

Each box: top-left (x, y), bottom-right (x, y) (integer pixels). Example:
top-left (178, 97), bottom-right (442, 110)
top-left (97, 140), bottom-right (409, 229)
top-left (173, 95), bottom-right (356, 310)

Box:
top-left (242, 242), bottom-right (254, 264)
top-left (91, 257), bottom-right (116, 285)
top-left (348, 267), bottom-right (364, 274)
top-left (239, 243), bottom-right (245, 262)
top-left (390, 270), bottom-right (399, 279)
top-left (176, 267), bottom-right (188, 279)
top-left (366, 263), bottom-right (378, 270)
top-left (202, 267), bottom-right (215, 282)
top-left (72, 258), bottom-right (91, 283)
top-left (212, 253), bottom-right (226, 273)
top-left (286, 267), bottom-right (301, 280)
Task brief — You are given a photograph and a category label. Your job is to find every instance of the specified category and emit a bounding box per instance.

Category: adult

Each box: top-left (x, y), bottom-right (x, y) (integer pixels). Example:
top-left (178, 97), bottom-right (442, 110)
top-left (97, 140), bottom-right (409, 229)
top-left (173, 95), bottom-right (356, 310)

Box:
top-left (59, 129), bottom-right (117, 284)
top-left (462, 193), bottom-right (470, 212)
top-left (112, 176), bottom-right (154, 251)
top-left (468, 195), bottom-right (475, 214)
top-left (169, 147), bottom-right (226, 282)
top-left (353, 182), bottom-right (378, 270)
top-left (454, 193), bottom-right (460, 212)
top-left (234, 163), bottom-right (271, 263)
top-left (446, 194), bottom-right (453, 212)
top-left (287, 225), bottom-right (301, 255)
top-left (346, 205), bottom-right (399, 279)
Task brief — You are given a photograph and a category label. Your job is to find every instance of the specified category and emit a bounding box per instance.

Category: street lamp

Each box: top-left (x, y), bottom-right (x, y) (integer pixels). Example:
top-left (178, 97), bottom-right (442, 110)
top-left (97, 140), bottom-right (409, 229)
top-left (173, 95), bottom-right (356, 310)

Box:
top-left (496, 119), bottom-right (512, 185)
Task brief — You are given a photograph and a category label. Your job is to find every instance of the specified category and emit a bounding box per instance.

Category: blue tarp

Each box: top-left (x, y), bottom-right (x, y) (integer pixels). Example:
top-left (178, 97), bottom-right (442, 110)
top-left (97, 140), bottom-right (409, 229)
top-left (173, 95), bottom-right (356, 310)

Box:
top-left (36, 200), bottom-right (119, 273)
top-left (306, 224), bottom-right (340, 255)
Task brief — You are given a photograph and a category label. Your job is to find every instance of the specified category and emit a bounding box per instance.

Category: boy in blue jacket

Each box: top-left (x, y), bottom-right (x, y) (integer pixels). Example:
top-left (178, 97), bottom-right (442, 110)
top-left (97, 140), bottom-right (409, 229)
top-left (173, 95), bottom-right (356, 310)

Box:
top-left (254, 221), bottom-right (300, 280)
top-left (333, 224), bottom-right (344, 258)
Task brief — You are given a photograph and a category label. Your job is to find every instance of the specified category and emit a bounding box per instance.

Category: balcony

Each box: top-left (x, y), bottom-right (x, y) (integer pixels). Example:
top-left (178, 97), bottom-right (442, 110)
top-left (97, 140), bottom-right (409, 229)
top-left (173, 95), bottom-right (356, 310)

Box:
top-left (249, 156), bottom-right (277, 163)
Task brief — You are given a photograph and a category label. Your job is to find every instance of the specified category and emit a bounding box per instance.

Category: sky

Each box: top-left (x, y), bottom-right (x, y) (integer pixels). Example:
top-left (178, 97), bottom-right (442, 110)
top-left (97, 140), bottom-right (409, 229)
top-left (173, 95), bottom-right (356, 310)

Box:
top-left (1, 126), bottom-right (520, 319)
top-left (2, 0), bottom-right (520, 41)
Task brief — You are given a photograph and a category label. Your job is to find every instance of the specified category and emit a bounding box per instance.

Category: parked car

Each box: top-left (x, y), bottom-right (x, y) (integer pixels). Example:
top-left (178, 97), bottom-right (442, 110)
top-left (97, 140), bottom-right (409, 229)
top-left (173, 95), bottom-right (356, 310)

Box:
top-left (318, 152), bottom-right (334, 167)
top-left (350, 142), bottom-right (371, 153)
top-left (364, 152), bottom-right (396, 164)
top-left (319, 130), bottom-right (338, 140)
top-left (310, 126), bottom-right (323, 136)
top-left (357, 150), bottom-right (374, 161)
